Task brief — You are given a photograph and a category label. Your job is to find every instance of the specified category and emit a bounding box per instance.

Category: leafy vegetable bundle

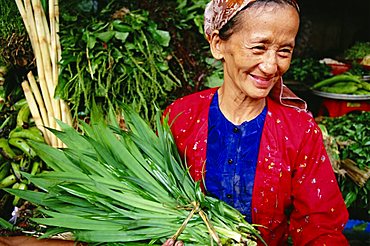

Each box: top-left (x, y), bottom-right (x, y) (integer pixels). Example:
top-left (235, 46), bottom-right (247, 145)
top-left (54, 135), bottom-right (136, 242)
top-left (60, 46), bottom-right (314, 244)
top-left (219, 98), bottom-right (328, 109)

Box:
top-left (5, 106), bottom-right (263, 245)
top-left (57, 8), bottom-right (181, 125)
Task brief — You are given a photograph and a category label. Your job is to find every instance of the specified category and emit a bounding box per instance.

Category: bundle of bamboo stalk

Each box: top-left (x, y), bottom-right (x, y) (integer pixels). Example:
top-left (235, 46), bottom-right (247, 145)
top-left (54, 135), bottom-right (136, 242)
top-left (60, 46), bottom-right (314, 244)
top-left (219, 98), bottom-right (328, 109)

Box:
top-left (15, 0), bottom-right (72, 148)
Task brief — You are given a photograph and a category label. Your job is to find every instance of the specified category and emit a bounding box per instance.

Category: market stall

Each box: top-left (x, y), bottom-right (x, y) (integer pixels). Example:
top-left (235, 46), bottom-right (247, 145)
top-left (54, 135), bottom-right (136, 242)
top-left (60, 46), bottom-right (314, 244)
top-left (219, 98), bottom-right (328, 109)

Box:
top-left (0, 0), bottom-right (369, 245)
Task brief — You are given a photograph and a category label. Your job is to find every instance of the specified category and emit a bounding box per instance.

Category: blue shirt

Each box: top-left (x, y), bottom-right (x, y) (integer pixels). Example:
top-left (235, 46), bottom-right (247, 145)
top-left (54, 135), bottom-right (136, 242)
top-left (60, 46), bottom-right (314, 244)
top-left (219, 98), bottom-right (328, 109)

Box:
top-left (205, 92), bottom-right (267, 222)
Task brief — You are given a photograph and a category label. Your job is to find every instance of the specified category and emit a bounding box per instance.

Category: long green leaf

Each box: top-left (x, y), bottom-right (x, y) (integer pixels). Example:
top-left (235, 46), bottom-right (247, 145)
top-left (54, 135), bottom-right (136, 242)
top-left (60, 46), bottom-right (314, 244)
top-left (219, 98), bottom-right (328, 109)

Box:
top-left (6, 105), bottom-right (262, 245)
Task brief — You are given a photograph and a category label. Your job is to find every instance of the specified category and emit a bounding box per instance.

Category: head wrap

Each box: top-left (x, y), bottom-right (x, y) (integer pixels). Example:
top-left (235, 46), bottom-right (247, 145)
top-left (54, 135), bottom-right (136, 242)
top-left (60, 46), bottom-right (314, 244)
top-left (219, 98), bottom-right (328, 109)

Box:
top-left (204, 0), bottom-right (299, 42)
top-left (204, 0), bottom-right (256, 41)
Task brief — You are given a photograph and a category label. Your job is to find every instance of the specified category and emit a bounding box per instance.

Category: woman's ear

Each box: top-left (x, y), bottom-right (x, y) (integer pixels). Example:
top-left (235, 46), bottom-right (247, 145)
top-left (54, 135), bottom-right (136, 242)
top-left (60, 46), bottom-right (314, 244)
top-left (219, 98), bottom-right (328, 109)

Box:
top-left (209, 31), bottom-right (224, 60)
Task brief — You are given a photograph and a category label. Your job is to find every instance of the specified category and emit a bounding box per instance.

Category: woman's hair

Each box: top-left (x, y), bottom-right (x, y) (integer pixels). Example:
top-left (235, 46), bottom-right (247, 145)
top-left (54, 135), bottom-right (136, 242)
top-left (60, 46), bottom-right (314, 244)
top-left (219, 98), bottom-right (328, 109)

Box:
top-left (218, 0), bottom-right (300, 41)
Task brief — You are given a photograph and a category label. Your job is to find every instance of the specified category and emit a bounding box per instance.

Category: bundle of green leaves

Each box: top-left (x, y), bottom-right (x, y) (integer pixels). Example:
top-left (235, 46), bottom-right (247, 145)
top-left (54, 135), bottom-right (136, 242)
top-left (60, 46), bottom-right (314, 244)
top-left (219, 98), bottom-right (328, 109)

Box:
top-left (58, 7), bottom-right (182, 125)
top-left (5, 106), bottom-right (263, 245)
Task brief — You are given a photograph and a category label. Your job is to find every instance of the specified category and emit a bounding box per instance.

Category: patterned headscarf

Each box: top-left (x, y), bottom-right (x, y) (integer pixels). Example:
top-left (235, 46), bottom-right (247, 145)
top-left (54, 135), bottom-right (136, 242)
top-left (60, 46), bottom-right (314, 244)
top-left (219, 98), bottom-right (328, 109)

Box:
top-left (204, 0), bottom-right (299, 41)
top-left (204, 0), bottom-right (256, 41)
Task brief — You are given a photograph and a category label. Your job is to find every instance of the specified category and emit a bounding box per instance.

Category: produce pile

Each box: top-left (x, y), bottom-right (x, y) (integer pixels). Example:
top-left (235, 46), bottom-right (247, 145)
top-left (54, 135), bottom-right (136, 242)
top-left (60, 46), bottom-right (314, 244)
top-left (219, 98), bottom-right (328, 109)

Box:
top-left (57, 5), bottom-right (182, 125)
top-left (311, 73), bottom-right (370, 95)
top-left (3, 107), bottom-right (263, 245)
top-left (344, 42), bottom-right (370, 63)
top-left (317, 112), bottom-right (370, 212)
top-left (0, 97), bottom-right (45, 219)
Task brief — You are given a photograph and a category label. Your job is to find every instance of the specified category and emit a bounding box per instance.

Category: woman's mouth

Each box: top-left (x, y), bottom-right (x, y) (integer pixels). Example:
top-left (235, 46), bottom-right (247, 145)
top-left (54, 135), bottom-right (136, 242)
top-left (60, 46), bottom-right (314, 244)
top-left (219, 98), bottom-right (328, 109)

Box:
top-left (250, 74), bottom-right (275, 88)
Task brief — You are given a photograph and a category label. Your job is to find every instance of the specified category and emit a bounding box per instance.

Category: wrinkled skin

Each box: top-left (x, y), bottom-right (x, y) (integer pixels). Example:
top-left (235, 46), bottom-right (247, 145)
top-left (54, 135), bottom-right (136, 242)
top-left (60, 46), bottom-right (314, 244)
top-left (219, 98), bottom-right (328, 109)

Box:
top-left (210, 3), bottom-right (299, 124)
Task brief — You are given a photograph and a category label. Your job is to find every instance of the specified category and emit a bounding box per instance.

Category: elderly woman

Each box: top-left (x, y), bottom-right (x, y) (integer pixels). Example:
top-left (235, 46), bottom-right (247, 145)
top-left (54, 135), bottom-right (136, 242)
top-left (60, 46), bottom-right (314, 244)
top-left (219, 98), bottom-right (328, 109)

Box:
top-left (163, 0), bottom-right (349, 245)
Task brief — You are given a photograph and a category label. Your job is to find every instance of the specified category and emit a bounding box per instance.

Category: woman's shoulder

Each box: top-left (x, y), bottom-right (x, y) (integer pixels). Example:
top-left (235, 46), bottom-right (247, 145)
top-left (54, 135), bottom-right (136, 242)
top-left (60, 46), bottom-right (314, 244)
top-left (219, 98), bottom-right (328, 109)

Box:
top-left (165, 87), bottom-right (217, 114)
top-left (267, 97), bottom-right (313, 120)
top-left (266, 97), bottom-right (317, 132)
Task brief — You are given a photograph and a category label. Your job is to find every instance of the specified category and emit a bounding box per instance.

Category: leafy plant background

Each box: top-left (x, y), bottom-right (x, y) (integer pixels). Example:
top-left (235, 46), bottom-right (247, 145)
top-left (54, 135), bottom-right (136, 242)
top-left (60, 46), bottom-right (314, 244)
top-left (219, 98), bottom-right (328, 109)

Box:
top-left (56, 0), bottom-right (218, 125)
top-left (0, 0), bottom-right (369, 221)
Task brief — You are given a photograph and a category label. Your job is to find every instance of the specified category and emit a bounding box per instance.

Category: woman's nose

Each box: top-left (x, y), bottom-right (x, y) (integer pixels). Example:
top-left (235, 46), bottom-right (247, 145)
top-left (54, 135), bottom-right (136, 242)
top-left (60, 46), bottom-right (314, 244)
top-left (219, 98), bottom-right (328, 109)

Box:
top-left (258, 50), bottom-right (278, 75)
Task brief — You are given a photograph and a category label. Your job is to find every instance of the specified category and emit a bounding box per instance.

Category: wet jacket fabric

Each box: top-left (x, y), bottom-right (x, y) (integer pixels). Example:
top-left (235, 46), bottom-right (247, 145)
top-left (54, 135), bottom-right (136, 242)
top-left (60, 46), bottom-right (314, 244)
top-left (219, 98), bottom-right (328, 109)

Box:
top-left (164, 87), bottom-right (349, 245)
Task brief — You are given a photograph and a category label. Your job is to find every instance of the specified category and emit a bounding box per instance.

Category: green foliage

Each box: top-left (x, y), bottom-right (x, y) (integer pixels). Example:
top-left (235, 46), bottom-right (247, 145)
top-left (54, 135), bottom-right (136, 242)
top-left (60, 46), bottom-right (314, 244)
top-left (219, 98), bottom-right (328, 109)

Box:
top-left (0, 0), bottom-right (25, 38)
top-left (204, 58), bottom-right (223, 88)
top-left (319, 112), bottom-right (370, 211)
top-left (0, 0), bottom-right (26, 66)
top-left (344, 42), bottom-right (370, 60)
top-left (4, 106), bottom-right (262, 245)
top-left (347, 61), bottom-right (370, 77)
top-left (175, 0), bottom-right (209, 34)
top-left (284, 58), bottom-right (332, 84)
top-left (57, 6), bottom-right (182, 125)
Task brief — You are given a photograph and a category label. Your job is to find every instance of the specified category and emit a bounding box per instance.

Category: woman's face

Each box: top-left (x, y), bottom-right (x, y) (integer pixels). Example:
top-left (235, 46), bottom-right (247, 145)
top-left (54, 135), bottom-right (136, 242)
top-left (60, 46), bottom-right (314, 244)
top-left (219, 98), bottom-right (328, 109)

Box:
top-left (215, 4), bottom-right (299, 99)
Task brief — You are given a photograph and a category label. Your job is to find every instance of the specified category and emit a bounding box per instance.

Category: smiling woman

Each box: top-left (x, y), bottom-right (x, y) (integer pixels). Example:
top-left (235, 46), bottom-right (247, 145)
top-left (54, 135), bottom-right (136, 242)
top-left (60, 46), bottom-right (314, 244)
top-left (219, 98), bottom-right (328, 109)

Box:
top-left (163, 0), bottom-right (349, 245)
top-left (210, 2), bottom-right (300, 120)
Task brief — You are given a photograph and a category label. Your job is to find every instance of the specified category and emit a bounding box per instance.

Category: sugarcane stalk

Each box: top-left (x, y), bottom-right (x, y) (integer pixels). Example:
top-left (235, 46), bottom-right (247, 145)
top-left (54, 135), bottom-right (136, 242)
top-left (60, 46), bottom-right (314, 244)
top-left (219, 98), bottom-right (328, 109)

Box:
top-left (27, 72), bottom-right (50, 128)
top-left (22, 0), bottom-right (56, 145)
top-left (48, 0), bottom-right (63, 147)
top-left (27, 72), bottom-right (52, 144)
top-left (17, 0), bottom-right (73, 149)
top-left (40, 3), bottom-right (51, 56)
top-left (49, 0), bottom-right (57, 87)
top-left (54, 0), bottom-right (61, 61)
top-left (61, 100), bottom-right (73, 135)
top-left (21, 80), bottom-right (51, 145)
top-left (32, 0), bottom-right (59, 118)
top-left (33, 0), bottom-right (63, 147)
top-left (15, 0), bottom-right (34, 49)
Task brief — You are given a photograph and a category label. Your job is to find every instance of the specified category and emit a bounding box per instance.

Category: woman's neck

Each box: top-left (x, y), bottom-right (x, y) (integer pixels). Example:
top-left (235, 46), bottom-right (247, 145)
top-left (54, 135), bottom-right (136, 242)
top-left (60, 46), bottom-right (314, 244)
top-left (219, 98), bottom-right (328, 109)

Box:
top-left (217, 87), bottom-right (266, 125)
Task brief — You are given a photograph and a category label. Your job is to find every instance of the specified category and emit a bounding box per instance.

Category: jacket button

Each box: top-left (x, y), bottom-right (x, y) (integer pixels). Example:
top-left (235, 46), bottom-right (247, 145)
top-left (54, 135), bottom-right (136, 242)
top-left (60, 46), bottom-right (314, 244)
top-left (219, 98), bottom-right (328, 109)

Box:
top-left (233, 127), bottom-right (239, 133)
top-left (226, 194), bottom-right (233, 199)
top-left (228, 159), bottom-right (233, 164)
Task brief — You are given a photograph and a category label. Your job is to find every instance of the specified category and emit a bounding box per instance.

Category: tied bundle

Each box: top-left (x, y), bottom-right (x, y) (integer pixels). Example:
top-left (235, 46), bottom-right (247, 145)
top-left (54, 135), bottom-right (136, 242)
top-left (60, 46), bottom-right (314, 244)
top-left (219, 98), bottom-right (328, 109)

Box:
top-left (15, 0), bottom-right (72, 148)
top-left (5, 106), bottom-right (265, 245)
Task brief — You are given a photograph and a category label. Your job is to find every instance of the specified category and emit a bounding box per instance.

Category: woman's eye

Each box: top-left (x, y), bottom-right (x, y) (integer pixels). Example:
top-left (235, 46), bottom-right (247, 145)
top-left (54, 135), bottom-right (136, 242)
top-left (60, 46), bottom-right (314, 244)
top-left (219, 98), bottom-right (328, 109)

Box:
top-left (278, 49), bottom-right (292, 57)
top-left (253, 46), bottom-right (265, 50)
top-left (281, 49), bottom-right (292, 53)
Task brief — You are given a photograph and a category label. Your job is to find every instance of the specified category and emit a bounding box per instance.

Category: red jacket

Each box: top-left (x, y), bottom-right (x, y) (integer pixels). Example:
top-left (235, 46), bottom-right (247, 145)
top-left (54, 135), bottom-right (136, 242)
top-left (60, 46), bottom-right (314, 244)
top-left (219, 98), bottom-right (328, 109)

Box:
top-left (164, 87), bottom-right (349, 245)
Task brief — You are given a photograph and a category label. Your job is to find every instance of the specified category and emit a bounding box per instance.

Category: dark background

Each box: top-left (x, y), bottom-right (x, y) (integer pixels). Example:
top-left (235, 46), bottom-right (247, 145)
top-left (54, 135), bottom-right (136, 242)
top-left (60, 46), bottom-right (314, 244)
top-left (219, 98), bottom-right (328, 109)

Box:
top-left (296, 0), bottom-right (369, 58)
top-left (286, 0), bottom-right (370, 116)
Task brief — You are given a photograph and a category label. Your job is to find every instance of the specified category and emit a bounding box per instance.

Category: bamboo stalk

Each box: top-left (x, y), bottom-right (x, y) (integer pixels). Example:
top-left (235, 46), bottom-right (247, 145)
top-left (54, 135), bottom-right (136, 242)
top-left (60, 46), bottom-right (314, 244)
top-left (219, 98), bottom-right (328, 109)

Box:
top-left (32, 0), bottom-right (61, 147)
top-left (21, 80), bottom-right (51, 145)
top-left (27, 71), bottom-right (52, 140)
top-left (54, 0), bottom-right (61, 62)
top-left (40, 3), bottom-right (51, 57)
top-left (18, 0), bottom-right (73, 148)
top-left (27, 71), bottom-right (50, 127)
top-left (49, 0), bottom-right (58, 87)
top-left (15, 0), bottom-right (34, 49)
top-left (61, 101), bottom-right (73, 127)
top-left (48, 0), bottom-right (63, 147)
top-left (24, 0), bottom-right (57, 146)
top-left (32, 0), bottom-right (56, 111)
